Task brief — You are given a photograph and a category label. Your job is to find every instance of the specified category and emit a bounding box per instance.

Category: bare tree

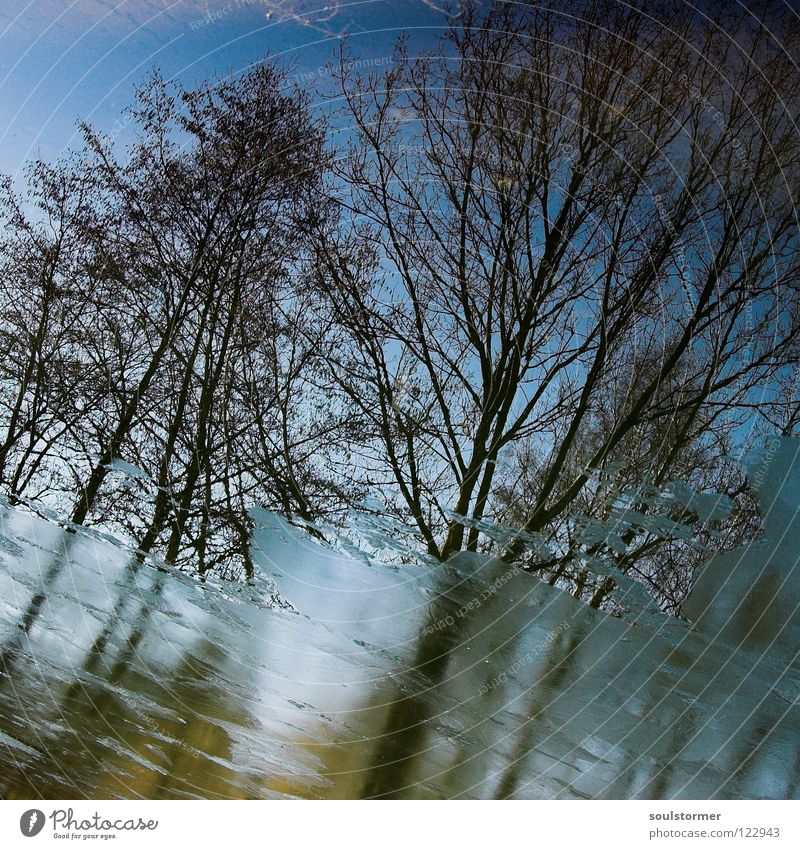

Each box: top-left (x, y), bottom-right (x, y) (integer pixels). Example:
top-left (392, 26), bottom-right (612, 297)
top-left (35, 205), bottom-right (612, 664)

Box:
top-left (0, 160), bottom-right (102, 502)
top-left (314, 0), bottom-right (800, 606)
top-left (2, 1), bottom-right (798, 601)
top-left (0, 64), bottom-right (349, 577)
top-left (76, 66), bottom-right (336, 572)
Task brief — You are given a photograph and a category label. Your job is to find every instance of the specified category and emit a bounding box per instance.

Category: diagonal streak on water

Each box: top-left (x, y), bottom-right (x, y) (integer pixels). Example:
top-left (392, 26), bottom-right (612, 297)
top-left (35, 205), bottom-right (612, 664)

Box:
top-left (0, 441), bottom-right (799, 799)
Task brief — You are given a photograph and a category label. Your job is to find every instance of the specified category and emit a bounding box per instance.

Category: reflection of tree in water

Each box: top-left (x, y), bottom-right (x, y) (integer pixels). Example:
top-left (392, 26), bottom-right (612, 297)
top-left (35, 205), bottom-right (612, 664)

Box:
top-left (250, 559), bottom-right (535, 799)
top-left (357, 561), bottom-right (544, 798)
top-left (351, 575), bottom-right (800, 801)
top-left (0, 541), bottom-right (261, 799)
top-left (0, 514), bottom-right (164, 796)
top-left (492, 628), bottom-right (585, 799)
top-left (2, 507), bottom-right (799, 799)
top-left (485, 631), bottom-right (697, 798)
top-left (0, 522), bottom-right (89, 797)
top-left (264, 569), bottom-right (716, 800)
top-left (357, 590), bottom-right (466, 798)
top-left (0, 523), bottom-right (77, 681)
top-left (91, 636), bottom-right (260, 800)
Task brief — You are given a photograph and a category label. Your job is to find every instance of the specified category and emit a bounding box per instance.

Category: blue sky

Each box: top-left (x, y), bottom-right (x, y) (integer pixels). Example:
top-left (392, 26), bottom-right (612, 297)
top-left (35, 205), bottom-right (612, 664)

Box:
top-left (0, 0), bottom-right (463, 178)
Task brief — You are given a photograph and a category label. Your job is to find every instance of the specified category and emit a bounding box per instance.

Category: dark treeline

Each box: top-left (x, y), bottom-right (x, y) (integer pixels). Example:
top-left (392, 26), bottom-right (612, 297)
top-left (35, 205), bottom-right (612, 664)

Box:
top-left (1, 0), bottom-right (798, 609)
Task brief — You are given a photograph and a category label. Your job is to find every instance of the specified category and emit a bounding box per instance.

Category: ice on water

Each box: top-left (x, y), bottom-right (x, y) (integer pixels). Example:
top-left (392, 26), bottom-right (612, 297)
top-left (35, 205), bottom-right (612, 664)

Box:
top-left (0, 441), bottom-right (798, 798)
